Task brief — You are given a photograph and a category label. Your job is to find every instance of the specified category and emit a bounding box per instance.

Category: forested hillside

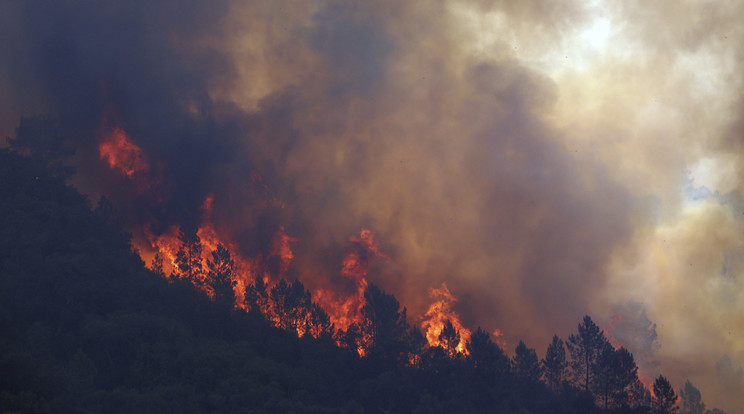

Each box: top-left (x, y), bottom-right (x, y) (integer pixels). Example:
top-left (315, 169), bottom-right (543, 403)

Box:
top-left (0, 148), bottom-right (720, 413)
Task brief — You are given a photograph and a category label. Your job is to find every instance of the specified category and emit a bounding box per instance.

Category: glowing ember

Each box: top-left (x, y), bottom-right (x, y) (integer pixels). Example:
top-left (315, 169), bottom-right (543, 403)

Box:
top-left (421, 282), bottom-right (472, 356)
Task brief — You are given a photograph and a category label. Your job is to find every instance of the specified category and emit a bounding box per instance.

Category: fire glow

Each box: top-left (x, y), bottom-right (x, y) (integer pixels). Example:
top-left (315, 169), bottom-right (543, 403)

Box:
top-left (97, 123), bottom-right (490, 357)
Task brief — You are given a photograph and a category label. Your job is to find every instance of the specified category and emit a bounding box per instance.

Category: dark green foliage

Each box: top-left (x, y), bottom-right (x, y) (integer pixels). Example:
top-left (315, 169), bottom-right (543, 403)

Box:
top-left (653, 375), bottom-right (679, 414)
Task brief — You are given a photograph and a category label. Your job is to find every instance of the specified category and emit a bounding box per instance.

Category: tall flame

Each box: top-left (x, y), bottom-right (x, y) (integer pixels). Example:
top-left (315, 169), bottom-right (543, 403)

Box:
top-left (421, 282), bottom-right (472, 356)
top-left (314, 229), bottom-right (386, 332)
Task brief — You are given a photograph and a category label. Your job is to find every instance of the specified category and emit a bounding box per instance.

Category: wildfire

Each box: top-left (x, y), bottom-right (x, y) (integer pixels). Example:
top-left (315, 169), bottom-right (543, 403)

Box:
top-left (98, 126), bottom-right (155, 191)
top-left (314, 229), bottom-right (386, 332)
top-left (95, 121), bottom-right (482, 359)
top-left (270, 227), bottom-right (296, 276)
top-left (421, 283), bottom-right (472, 356)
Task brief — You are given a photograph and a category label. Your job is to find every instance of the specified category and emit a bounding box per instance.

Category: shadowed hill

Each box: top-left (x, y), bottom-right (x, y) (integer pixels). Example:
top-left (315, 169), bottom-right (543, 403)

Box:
top-left (0, 147), bottom-right (674, 413)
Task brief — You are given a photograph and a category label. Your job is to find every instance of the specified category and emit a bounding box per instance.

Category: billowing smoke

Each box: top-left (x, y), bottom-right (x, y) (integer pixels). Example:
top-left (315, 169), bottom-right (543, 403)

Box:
top-left (2, 0), bottom-right (743, 411)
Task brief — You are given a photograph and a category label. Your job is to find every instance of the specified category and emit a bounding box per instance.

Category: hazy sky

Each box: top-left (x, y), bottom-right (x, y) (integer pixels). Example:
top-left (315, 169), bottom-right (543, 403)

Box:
top-left (1, 0), bottom-right (742, 410)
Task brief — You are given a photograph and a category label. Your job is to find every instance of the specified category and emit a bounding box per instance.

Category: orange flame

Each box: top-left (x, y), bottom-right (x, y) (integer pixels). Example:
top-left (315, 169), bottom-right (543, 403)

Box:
top-left (98, 126), bottom-right (153, 189)
top-left (314, 229), bottom-right (385, 332)
top-left (96, 124), bottom-right (399, 354)
top-left (421, 282), bottom-right (472, 356)
top-left (270, 226), bottom-right (297, 276)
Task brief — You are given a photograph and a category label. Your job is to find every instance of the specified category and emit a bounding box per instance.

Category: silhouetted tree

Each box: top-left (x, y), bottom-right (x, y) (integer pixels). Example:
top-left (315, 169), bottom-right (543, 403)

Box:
top-left (653, 375), bottom-right (679, 414)
top-left (244, 276), bottom-right (270, 316)
top-left (438, 320), bottom-right (460, 358)
top-left (407, 326), bottom-right (428, 368)
top-left (361, 284), bottom-right (410, 363)
top-left (207, 243), bottom-right (235, 304)
top-left (704, 409), bottom-right (726, 414)
top-left (513, 340), bottom-right (542, 382)
top-left (679, 380), bottom-right (705, 414)
top-left (270, 279), bottom-right (293, 329)
top-left (338, 323), bottom-right (363, 353)
top-left (543, 335), bottom-right (567, 391)
top-left (594, 343), bottom-right (638, 409)
top-left (174, 224), bottom-right (204, 285)
top-left (629, 377), bottom-right (653, 409)
top-left (307, 303), bottom-right (334, 339)
top-left (467, 328), bottom-right (509, 379)
top-left (567, 315), bottom-right (606, 393)
top-left (151, 253), bottom-right (166, 278)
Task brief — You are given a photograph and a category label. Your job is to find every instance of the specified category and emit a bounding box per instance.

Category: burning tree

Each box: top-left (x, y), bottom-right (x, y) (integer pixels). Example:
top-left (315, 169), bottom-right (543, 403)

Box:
top-left (174, 224), bottom-right (205, 285)
top-left (207, 243), bottom-right (236, 304)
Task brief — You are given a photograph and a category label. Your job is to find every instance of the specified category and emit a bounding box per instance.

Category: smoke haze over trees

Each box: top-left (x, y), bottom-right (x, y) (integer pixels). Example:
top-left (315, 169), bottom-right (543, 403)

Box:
top-left (2, 0), bottom-right (744, 411)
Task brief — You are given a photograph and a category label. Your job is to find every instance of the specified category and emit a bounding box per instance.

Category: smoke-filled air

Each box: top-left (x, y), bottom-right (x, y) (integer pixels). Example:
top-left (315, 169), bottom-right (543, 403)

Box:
top-left (2, 0), bottom-right (743, 411)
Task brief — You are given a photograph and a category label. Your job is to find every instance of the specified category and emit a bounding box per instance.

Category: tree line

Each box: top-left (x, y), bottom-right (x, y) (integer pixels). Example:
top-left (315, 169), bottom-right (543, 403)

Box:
top-left (162, 218), bottom-right (723, 414)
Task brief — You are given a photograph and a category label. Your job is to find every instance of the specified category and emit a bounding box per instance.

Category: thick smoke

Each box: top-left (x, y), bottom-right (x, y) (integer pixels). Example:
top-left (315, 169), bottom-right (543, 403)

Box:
top-left (2, 0), bottom-right (744, 411)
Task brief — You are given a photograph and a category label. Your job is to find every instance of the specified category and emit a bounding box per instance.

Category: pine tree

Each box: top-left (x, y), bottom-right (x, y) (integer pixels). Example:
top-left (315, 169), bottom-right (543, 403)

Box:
top-left (361, 284), bottom-right (410, 363)
top-left (174, 224), bottom-right (204, 285)
top-left (543, 335), bottom-right (568, 391)
top-left (438, 320), bottom-right (460, 358)
top-left (653, 375), bottom-right (679, 414)
top-left (151, 252), bottom-right (165, 278)
top-left (207, 243), bottom-right (235, 304)
top-left (468, 328), bottom-right (509, 379)
top-left (567, 315), bottom-right (607, 392)
top-left (593, 343), bottom-right (639, 409)
top-left (513, 340), bottom-right (542, 382)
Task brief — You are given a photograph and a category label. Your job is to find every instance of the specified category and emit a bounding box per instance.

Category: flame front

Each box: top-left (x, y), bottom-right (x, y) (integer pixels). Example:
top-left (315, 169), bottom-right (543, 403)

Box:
top-left (96, 123), bottom-right (480, 358)
top-left (421, 282), bottom-right (472, 356)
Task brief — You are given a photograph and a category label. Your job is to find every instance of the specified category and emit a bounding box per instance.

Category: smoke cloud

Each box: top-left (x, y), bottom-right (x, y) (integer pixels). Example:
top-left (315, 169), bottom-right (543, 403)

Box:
top-left (2, 0), bottom-right (743, 410)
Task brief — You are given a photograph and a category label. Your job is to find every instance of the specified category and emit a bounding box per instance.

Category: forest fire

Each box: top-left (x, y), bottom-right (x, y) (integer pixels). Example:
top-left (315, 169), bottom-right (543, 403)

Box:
top-left (98, 126), bottom-right (156, 193)
top-left (94, 119), bottom-right (659, 407)
top-left (421, 283), bottom-right (472, 356)
top-left (313, 229), bottom-right (387, 332)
